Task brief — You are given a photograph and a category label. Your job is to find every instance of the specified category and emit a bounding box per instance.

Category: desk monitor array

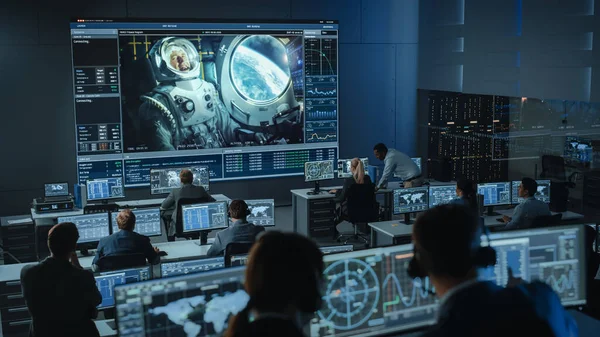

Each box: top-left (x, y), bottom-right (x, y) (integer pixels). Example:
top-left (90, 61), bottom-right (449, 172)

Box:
top-left (57, 212), bottom-right (111, 255)
top-left (392, 186), bottom-right (429, 224)
top-left (428, 185), bottom-right (457, 207)
top-left (311, 244), bottom-right (437, 337)
top-left (150, 165), bottom-right (210, 195)
top-left (86, 177), bottom-right (125, 204)
top-left (95, 266), bottom-right (152, 310)
top-left (511, 179), bottom-right (551, 204)
top-left (181, 201), bottom-right (229, 244)
top-left (305, 160), bottom-right (335, 195)
top-left (485, 224), bottom-right (587, 307)
top-left (110, 208), bottom-right (162, 237)
top-left (476, 182), bottom-right (511, 215)
top-left (114, 266), bottom-right (248, 337)
top-left (245, 199), bottom-right (276, 227)
top-left (337, 158), bottom-right (369, 178)
top-left (160, 256), bottom-right (225, 278)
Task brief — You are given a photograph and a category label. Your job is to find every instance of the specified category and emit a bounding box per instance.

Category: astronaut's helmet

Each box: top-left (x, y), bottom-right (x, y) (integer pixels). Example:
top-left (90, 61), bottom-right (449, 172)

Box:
top-left (149, 37), bottom-right (201, 82)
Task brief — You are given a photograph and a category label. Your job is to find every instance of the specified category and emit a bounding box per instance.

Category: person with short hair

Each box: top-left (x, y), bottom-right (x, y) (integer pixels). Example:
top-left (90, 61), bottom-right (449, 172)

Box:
top-left (206, 200), bottom-right (265, 257)
top-left (411, 204), bottom-right (576, 337)
top-left (92, 209), bottom-right (160, 270)
top-left (21, 223), bottom-right (102, 337)
top-left (373, 143), bottom-right (421, 190)
top-left (502, 177), bottom-right (551, 229)
top-left (161, 169), bottom-right (215, 238)
top-left (225, 232), bottom-right (324, 337)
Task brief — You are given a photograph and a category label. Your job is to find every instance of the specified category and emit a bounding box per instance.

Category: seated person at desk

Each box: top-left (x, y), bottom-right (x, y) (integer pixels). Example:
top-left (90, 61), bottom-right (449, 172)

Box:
top-left (450, 178), bottom-right (478, 211)
top-left (206, 200), bottom-right (265, 257)
top-left (161, 169), bottom-right (215, 238)
top-left (411, 205), bottom-right (576, 337)
top-left (92, 209), bottom-right (161, 271)
top-left (329, 157), bottom-right (374, 223)
top-left (225, 232), bottom-right (324, 337)
top-left (502, 177), bottom-right (551, 229)
top-left (21, 222), bottom-right (102, 337)
top-left (373, 143), bottom-right (422, 190)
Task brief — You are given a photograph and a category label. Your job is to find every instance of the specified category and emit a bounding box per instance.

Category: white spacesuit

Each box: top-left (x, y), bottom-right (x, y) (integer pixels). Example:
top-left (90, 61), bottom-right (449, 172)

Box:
top-left (138, 37), bottom-right (240, 150)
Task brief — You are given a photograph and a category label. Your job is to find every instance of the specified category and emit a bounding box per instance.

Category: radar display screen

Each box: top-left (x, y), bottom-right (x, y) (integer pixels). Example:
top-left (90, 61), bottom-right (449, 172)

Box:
top-left (305, 160), bottom-right (335, 182)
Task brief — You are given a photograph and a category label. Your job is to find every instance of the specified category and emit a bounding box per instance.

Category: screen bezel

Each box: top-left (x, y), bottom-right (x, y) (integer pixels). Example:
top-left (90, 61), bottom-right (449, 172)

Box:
top-left (245, 198), bottom-right (276, 227)
top-left (427, 184), bottom-right (457, 207)
top-left (181, 201), bottom-right (229, 233)
top-left (85, 177), bottom-right (125, 201)
top-left (44, 182), bottom-right (70, 197)
top-left (392, 186), bottom-right (430, 215)
top-left (95, 265), bottom-right (153, 310)
top-left (304, 160), bottom-right (335, 182)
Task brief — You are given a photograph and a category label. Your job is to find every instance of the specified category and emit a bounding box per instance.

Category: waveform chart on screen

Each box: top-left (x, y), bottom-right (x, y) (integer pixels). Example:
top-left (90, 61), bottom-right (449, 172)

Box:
top-left (317, 258), bottom-right (381, 332)
top-left (305, 38), bottom-right (338, 76)
top-left (539, 260), bottom-right (579, 303)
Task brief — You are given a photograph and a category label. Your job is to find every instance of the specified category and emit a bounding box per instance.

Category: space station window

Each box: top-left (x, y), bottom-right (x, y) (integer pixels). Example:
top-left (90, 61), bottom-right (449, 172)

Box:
top-left (230, 35), bottom-right (291, 103)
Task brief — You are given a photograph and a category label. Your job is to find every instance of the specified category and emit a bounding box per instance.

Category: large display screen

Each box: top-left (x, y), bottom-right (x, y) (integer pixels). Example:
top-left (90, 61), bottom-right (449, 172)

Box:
top-left (71, 19), bottom-right (339, 187)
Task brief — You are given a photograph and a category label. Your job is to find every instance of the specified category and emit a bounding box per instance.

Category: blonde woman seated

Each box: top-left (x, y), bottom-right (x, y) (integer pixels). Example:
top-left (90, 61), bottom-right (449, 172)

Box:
top-left (329, 158), bottom-right (375, 223)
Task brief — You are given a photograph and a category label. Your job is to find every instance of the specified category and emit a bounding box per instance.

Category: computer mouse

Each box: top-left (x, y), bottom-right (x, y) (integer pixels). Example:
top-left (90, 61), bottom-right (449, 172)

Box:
top-left (158, 251), bottom-right (168, 257)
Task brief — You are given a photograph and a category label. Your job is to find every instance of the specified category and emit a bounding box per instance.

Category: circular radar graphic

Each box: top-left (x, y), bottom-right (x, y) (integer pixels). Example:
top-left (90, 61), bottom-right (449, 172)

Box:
top-left (306, 162), bottom-right (322, 180)
top-left (318, 259), bottom-right (380, 330)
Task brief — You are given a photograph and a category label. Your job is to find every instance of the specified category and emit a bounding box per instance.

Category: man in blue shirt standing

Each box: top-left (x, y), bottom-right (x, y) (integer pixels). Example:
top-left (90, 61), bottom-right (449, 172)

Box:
top-left (502, 178), bottom-right (551, 229)
top-left (373, 143), bottom-right (422, 190)
top-left (92, 209), bottom-right (161, 271)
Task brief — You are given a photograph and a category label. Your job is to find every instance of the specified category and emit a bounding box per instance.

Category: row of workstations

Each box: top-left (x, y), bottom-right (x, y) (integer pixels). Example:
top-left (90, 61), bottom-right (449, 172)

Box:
top-left (5, 225), bottom-right (597, 337)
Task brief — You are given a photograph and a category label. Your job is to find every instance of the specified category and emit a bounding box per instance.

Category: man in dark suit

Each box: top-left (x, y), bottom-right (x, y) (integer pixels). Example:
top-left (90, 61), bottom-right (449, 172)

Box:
top-left (206, 200), bottom-right (265, 257)
top-left (411, 204), bottom-right (577, 337)
top-left (92, 209), bottom-right (161, 271)
top-left (21, 222), bottom-right (102, 337)
top-left (161, 169), bottom-right (214, 238)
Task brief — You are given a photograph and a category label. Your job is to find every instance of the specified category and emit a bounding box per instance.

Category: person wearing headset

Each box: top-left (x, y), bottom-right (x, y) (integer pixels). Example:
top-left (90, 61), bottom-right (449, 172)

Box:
top-left (225, 232), bottom-right (324, 337)
top-left (206, 200), bottom-right (265, 257)
top-left (409, 204), bottom-right (577, 337)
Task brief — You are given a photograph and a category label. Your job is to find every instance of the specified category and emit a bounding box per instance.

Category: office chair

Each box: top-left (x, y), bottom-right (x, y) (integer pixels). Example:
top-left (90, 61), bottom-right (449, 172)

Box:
top-left (95, 253), bottom-right (147, 272)
top-left (336, 183), bottom-right (377, 246)
top-left (172, 197), bottom-right (211, 242)
top-left (530, 214), bottom-right (563, 228)
top-left (224, 241), bottom-right (254, 267)
top-left (540, 155), bottom-right (578, 212)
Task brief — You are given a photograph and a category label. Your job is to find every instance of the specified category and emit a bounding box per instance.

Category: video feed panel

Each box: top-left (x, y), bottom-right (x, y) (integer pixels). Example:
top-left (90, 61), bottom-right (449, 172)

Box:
top-left (393, 187), bottom-right (429, 214)
top-left (182, 201), bottom-right (228, 232)
top-left (44, 183), bottom-right (69, 197)
top-left (428, 185), bottom-right (456, 207)
top-left (95, 266), bottom-right (151, 309)
top-left (245, 199), bottom-right (275, 226)
top-left (305, 160), bottom-right (335, 182)
top-left (150, 165), bottom-right (210, 195)
top-left (311, 244), bottom-right (437, 337)
top-left (111, 208), bottom-right (162, 237)
top-left (510, 180), bottom-right (551, 204)
top-left (486, 225), bottom-right (587, 306)
top-left (477, 182), bottom-right (510, 206)
top-left (161, 257), bottom-right (225, 278)
top-left (58, 213), bottom-right (110, 244)
top-left (114, 267), bottom-right (247, 337)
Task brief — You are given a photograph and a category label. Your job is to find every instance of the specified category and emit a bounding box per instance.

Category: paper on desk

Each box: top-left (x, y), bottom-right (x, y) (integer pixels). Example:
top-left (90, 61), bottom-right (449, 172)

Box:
top-left (7, 218), bottom-right (32, 225)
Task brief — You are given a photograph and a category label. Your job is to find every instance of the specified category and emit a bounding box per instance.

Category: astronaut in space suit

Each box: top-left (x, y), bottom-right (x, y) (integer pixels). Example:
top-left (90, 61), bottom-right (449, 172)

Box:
top-left (137, 37), bottom-right (240, 150)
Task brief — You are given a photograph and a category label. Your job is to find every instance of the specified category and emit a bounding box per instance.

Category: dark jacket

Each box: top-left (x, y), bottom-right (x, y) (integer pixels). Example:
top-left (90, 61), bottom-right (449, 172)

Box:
top-left (334, 175), bottom-right (373, 203)
top-left (206, 220), bottom-right (265, 257)
top-left (422, 281), bottom-right (577, 337)
top-left (92, 229), bottom-right (159, 266)
top-left (161, 183), bottom-right (215, 236)
top-left (20, 257), bottom-right (102, 337)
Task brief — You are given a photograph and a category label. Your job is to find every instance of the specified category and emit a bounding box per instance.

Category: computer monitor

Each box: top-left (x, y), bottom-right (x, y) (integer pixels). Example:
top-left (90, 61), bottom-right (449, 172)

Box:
top-left (305, 160), bottom-right (335, 194)
top-left (485, 225), bottom-right (587, 306)
top-left (336, 158), bottom-right (369, 178)
top-left (150, 165), bottom-right (210, 195)
top-left (477, 182), bottom-right (511, 207)
top-left (86, 177), bottom-right (125, 202)
top-left (393, 187), bottom-right (429, 215)
top-left (44, 182), bottom-right (69, 198)
top-left (319, 245), bottom-right (353, 255)
top-left (511, 180), bottom-right (551, 204)
top-left (181, 201), bottom-right (229, 233)
top-left (57, 213), bottom-right (110, 244)
top-left (428, 185), bottom-right (457, 207)
top-left (245, 199), bottom-right (275, 227)
top-left (160, 257), bottom-right (225, 278)
top-left (310, 244), bottom-right (437, 337)
top-left (229, 254), bottom-right (249, 267)
top-left (114, 267), bottom-right (248, 337)
top-left (111, 208), bottom-right (162, 237)
top-left (411, 157), bottom-right (422, 171)
top-left (95, 266), bottom-right (151, 309)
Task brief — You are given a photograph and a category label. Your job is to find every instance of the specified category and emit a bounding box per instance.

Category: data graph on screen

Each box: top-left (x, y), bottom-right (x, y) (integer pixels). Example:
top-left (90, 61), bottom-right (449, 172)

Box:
top-left (305, 38), bottom-right (338, 76)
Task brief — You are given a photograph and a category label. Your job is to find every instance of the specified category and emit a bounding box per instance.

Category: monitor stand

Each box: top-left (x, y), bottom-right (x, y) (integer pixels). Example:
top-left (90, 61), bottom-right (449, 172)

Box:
top-left (403, 213), bottom-right (415, 225)
top-left (307, 181), bottom-right (321, 195)
top-left (486, 206), bottom-right (500, 216)
top-left (196, 232), bottom-right (209, 246)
